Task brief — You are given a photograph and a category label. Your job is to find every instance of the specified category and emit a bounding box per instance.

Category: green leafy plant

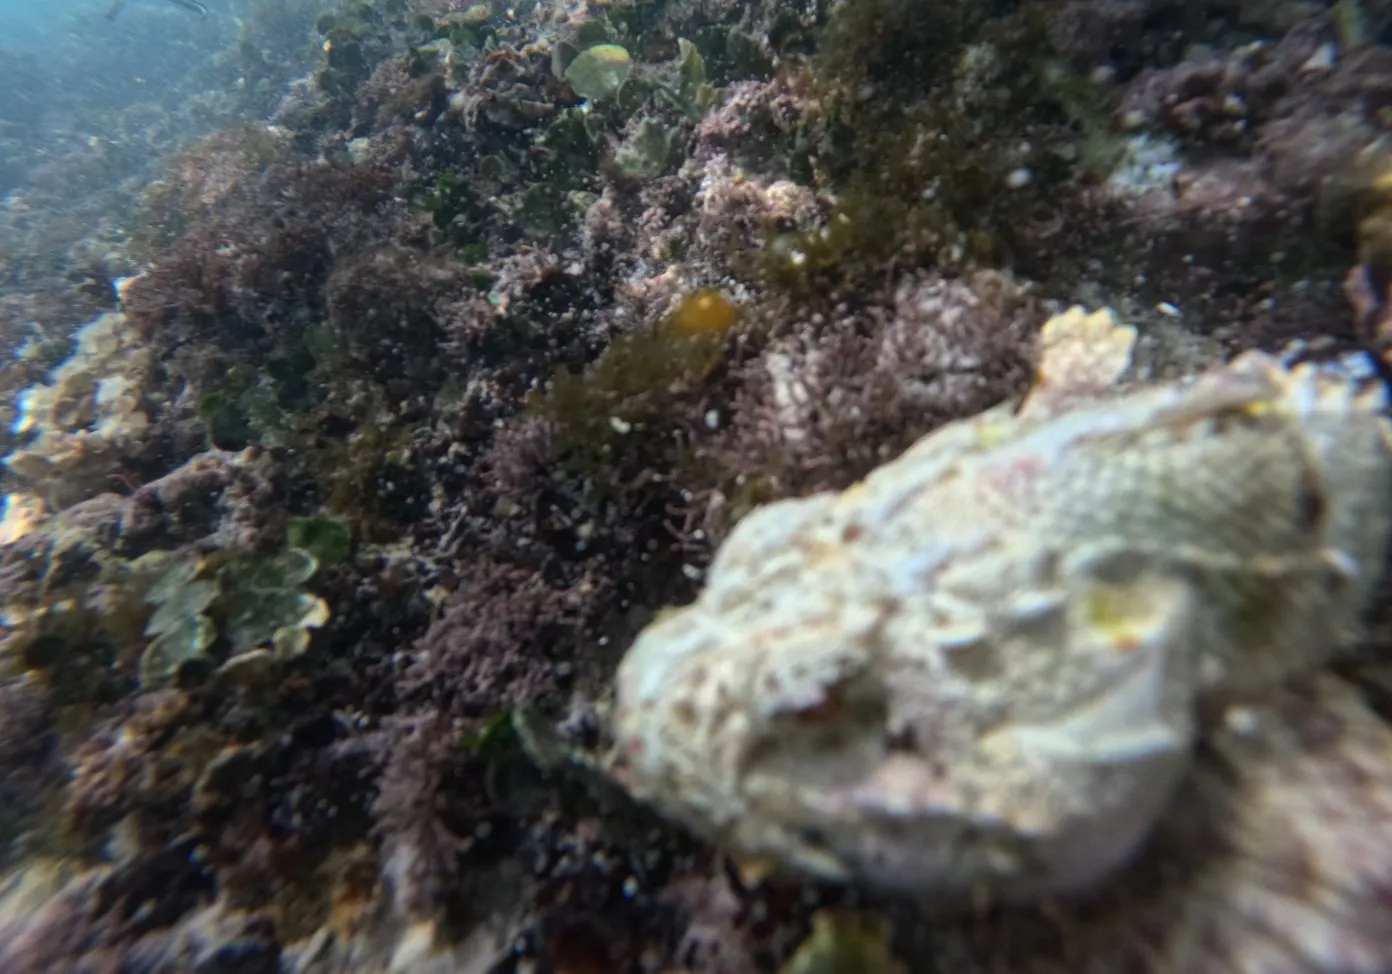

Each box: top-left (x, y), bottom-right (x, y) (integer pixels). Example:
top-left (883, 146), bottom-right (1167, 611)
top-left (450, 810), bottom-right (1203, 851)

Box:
top-left (139, 547), bottom-right (331, 687)
top-left (287, 516), bottom-right (353, 567)
top-left (139, 559), bottom-right (217, 687)
top-left (654, 38), bottom-right (718, 121)
top-left (564, 43), bottom-right (633, 102)
top-left (615, 118), bottom-right (684, 179)
top-left (418, 171), bottom-right (491, 254)
top-left (219, 547), bottom-right (329, 661)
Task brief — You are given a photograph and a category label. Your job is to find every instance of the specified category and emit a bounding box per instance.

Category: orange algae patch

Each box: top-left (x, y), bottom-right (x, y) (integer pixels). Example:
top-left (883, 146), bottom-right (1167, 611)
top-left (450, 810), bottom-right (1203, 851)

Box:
top-left (668, 288), bottom-right (740, 338)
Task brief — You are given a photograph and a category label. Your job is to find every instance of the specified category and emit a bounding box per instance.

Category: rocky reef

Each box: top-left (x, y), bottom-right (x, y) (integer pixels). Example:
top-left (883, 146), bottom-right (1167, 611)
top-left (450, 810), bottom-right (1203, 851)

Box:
top-left (1, 0), bottom-right (1391, 972)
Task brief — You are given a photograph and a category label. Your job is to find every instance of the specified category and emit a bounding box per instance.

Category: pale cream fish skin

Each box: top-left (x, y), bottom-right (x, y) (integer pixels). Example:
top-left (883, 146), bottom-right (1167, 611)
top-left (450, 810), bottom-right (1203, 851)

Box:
top-left (611, 307), bottom-right (1392, 903)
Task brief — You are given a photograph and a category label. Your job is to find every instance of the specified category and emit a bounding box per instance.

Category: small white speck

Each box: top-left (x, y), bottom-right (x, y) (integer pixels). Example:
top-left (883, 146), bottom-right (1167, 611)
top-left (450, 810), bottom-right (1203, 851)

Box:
top-left (1006, 168), bottom-right (1032, 189)
top-left (1222, 705), bottom-right (1260, 736)
top-left (1301, 42), bottom-right (1337, 72)
top-left (1120, 108), bottom-right (1148, 130)
top-left (609, 416), bottom-right (633, 435)
top-left (704, 409), bottom-right (720, 429)
top-left (1155, 302), bottom-right (1181, 317)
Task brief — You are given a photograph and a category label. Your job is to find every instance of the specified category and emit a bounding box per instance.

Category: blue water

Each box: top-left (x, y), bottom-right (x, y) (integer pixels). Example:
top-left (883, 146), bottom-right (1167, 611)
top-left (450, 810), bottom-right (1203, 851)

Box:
top-left (0, 0), bottom-right (96, 49)
top-left (0, 0), bottom-right (231, 140)
top-left (0, 0), bottom-right (218, 53)
top-left (0, 0), bottom-right (326, 199)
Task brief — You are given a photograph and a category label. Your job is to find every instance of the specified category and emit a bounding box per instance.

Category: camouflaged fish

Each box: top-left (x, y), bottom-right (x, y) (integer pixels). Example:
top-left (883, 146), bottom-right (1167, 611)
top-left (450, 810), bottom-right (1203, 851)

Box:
top-left (611, 307), bottom-right (1392, 903)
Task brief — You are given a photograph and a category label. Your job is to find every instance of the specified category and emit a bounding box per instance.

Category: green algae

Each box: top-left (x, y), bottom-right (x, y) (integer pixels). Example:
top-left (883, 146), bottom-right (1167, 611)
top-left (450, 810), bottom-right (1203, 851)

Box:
top-left (140, 558), bottom-right (218, 687)
top-left (780, 910), bottom-right (905, 974)
top-left (742, 2), bottom-right (1122, 299)
top-left (529, 320), bottom-right (730, 488)
top-left (287, 516), bottom-right (353, 568)
top-left (615, 118), bottom-right (684, 179)
top-left (139, 547), bottom-right (330, 688)
top-left (564, 44), bottom-right (634, 102)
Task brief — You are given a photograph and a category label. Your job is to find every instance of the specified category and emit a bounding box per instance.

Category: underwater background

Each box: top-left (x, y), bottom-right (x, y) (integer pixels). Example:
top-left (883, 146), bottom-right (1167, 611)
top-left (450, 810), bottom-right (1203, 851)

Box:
top-left (2, 0), bottom-right (1392, 971)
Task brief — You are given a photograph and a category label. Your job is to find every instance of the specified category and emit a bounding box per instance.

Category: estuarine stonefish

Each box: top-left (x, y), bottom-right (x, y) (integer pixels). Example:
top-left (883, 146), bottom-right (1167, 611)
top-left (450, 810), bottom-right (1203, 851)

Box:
top-left (611, 307), bottom-right (1392, 902)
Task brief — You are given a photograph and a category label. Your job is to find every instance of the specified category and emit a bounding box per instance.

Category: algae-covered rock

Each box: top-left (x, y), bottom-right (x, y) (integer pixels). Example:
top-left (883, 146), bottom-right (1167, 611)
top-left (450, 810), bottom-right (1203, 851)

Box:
top-left (4, 313), bottom-right (152, 510)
